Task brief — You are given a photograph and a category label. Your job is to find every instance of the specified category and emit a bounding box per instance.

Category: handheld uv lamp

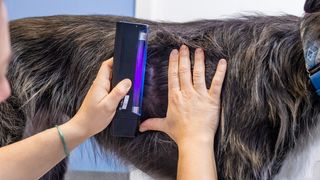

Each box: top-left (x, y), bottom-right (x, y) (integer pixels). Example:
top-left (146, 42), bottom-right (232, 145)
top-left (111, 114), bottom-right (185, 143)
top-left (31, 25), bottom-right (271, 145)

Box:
top-left (111, 21), bottom-right (149, 137)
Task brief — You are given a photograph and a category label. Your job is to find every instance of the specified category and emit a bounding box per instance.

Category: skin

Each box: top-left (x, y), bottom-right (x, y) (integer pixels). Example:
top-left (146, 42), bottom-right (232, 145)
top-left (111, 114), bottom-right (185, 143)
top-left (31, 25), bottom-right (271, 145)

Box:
top-left (140, 45), bottom-right (227, 180)
top-left (0, 1), bottom-right (11, 102)
top-left (0, 0), bottom-right (226, 179)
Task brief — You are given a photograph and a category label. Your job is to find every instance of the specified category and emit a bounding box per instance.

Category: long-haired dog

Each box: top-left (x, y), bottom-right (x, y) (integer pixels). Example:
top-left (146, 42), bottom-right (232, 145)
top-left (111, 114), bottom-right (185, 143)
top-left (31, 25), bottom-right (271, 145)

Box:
top-left (2, 0), bottom-right (320, 179)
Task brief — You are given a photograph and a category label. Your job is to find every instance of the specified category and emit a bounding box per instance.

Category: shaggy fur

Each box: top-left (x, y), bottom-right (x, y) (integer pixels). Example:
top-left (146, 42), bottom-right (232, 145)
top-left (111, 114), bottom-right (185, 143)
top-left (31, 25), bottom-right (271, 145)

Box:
top-left (1, 0), bottom-right (320, 179)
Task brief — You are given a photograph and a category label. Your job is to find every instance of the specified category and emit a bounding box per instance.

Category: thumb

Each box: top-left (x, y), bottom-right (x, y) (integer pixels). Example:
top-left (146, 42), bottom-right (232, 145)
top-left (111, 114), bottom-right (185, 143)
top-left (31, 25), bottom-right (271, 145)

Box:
top-left (102, 79), bottom-right (132, 107)
top-left (139, 118), bottom-right (166, 132)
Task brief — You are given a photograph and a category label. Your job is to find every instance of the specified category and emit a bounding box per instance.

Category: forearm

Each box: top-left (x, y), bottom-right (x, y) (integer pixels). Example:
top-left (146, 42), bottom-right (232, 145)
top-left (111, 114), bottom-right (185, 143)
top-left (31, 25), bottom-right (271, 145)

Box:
top-left (177, 140), bottom-right (218, 180)
top-left (0, 116), bottom-right (88, 180)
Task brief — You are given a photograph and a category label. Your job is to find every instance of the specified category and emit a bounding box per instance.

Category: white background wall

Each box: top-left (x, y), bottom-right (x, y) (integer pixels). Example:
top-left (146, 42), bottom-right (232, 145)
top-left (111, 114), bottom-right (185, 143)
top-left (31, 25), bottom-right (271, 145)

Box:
top-left (136, 0), bottom-right (305, 22)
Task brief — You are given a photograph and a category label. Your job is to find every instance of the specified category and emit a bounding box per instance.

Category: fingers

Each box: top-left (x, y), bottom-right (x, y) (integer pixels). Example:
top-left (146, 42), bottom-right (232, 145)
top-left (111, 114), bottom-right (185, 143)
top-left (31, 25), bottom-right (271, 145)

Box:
top-left (168, 49), bottom-right (180, 94)
top-left (179, 45), bottom-right (193, 91)
top-left (93, 58), bottom-right (113, 92)
top-left (139, 118), bottom-right (166, 132)
top-left (105, 58), bottom-right (113, 68)
top-left (193, 48), bottom-right (207, 93)
top-left (100, 79), bottom-right (132, 110)
top-left (209, 59), bottom-right (227, 100)
top-left (106, 58), bottom-right (113, 80)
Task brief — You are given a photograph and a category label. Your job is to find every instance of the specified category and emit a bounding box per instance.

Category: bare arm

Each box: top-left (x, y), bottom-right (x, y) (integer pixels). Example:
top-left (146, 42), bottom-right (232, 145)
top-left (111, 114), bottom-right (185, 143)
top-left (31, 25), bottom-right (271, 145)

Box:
top-left (0, 59), bottom-right (132, 180)
top-left (178, 140), bottom-right (217, 180)
top-left (0, 119), bottom-right (87, 180)
top-left (140, 45), bottom-right (227, 180)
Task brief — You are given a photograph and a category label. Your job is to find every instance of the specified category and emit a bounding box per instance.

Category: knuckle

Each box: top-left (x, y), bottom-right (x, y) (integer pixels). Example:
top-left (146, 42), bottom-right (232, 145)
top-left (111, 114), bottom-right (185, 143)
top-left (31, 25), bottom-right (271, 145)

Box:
top-left (179, 67), bottom-right (189, 74)
top-left (169, 82), bottom-right (178, 90)
top-left (181, 90), bottom-right (194, 99)
top-left (212, 78), bottom-right (222, 87)
top-left (169, 71), bottom-right (179, 78)
top-left (208, 97), bottom-right (220, 106)
top-left (193, 70), bottom-right (203, 79)
top-left (193, 81), bottom-right (203, 89)
top-left (91, 81), bottom-right (109, 91)
top-left (169, 93), bottom-right (181, 104)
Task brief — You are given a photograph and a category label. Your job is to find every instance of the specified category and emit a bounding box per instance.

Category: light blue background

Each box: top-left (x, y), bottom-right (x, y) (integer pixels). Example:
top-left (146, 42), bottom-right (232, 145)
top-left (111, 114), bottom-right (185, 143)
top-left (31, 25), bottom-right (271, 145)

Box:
top-left (4, 0), bottom-right (135, 173)
top-left (69, 139), bottom-right (128, 172)
top-left (5, 0), bottom-right (135, 20)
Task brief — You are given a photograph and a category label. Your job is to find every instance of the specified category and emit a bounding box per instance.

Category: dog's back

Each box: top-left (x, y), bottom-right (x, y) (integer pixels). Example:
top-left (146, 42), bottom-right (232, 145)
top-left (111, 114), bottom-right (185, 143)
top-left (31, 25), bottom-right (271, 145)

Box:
top-left (3, 0), bottom-right (320, 179)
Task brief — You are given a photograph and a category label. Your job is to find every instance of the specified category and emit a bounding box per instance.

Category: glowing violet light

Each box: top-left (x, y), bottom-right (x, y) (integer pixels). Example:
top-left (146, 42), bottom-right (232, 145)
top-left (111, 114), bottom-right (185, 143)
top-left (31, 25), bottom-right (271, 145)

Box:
top-left (132, 31), bottom-right (147, 115)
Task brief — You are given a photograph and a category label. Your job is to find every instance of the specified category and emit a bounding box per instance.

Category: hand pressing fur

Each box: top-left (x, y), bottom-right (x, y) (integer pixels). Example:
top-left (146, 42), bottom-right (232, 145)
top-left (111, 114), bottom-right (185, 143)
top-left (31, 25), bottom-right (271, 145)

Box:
top-left (139, 45), bottom-right (227, 147)
top-left (139, 45), bottom-right (227, 180)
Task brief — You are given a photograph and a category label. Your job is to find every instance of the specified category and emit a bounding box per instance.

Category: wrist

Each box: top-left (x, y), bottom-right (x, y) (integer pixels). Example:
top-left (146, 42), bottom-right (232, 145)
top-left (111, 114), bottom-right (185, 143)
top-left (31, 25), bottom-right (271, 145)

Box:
top-left (177, 138), bottom-right (214, 151)
top-left (176, 136), bottom-right (216, 180)
top-left (64, 115), bottom-right (91, 141)
top-left (177, 135), bottom-right (214, 149)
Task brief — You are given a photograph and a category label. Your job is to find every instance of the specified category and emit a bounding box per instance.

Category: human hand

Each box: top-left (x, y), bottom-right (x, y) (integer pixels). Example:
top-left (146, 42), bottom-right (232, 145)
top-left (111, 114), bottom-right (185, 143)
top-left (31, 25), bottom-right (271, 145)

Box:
top-left (139, 45), bottom-right (227, 146)
top-left (71, 58), bottom-right (132, 137)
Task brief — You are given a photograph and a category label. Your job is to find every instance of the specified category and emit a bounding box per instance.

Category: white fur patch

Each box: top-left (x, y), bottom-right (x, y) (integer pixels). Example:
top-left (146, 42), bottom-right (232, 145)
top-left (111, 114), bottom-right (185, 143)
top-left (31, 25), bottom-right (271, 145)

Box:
top-left (274, 121), bottom-right (320, 180)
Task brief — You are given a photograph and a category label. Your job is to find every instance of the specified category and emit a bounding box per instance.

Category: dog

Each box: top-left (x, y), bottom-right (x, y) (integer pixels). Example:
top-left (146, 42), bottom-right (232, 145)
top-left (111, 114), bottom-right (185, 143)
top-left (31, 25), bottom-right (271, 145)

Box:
top-left (1, 0), bottom-right (320, 179)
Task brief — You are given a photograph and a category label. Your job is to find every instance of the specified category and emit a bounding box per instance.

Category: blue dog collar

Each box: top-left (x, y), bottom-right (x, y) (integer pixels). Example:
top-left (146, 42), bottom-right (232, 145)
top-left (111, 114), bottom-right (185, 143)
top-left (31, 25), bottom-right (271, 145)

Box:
top-left (304, 41), bottom-right (320, 95)
top-left (310, 71), bottom-right (320, 96)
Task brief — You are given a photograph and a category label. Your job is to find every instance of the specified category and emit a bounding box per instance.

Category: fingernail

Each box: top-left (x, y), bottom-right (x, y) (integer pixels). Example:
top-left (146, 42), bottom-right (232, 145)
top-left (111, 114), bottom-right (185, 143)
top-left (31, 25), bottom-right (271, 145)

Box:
top-left (195, 48), bottom-right (203, 54)
top-left (171, 49), bottom-right (179, 56)
top-left (180, 44), bottom-right (187, 51)
top-left (139, 126), bottom-right (145, 132)
top-left (180, 45), bottom-right (188, 55)
top-left (220, 59), bottom-right (227, 65)
top-left (123, 79), bottom-right (132, 90)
